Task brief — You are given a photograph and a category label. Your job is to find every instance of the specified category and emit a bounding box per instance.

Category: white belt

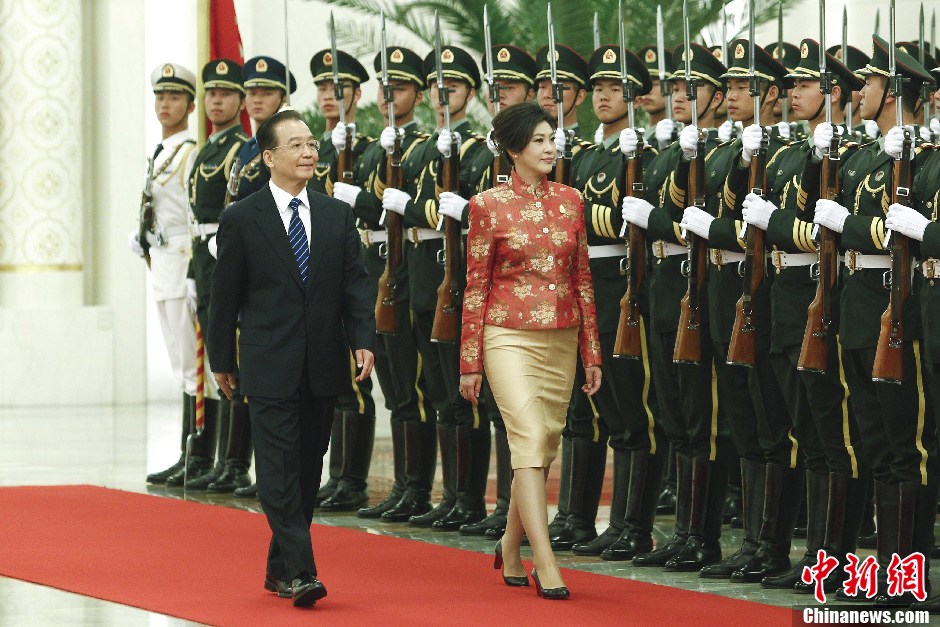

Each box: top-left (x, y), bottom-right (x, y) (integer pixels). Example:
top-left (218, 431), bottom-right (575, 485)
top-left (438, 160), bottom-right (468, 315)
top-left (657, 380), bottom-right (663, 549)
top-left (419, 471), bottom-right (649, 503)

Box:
top-left (921, 258), bottom-right (939, 279)
top-left (709, 249), bottom-right (746, 266)
top-left (407, 227), bottom-right (444, 243)
top-left (588, 244), bottom-right (626, 259)
top-left (652, 241), bottom-right (688, 259)
top-left (359, 229), bottom-right (388, 246)
top-left (771, 251), bottom-right (817, 270)
top-left (844, 250), bottom-right (891, 271)
top-left (192, 222), bottom-right (219, 239)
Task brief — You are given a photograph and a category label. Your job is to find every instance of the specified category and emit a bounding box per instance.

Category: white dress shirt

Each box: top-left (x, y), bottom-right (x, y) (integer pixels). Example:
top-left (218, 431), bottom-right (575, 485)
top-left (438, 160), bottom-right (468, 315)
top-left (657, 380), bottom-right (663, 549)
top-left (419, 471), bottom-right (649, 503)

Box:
top-left (268, 179), bottom-right (312, 246)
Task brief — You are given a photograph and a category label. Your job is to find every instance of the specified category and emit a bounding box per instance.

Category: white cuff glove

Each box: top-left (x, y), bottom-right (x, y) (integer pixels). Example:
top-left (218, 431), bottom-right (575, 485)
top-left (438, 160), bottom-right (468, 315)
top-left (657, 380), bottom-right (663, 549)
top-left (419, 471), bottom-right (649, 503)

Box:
top-left (486, 129), bottom-right (500, 156)
top-left (679, 125), bottom-right (698, 160)
top-left (680, 206), bottom-right (714, 239)
top-left (864, 119), bottom-right (880, 139)
top-left (594, 124), bottom-right (605, 145)
top-left (812, 122), bottom-right (842, 160)
top-left (554, 127), bottom-right (567, 156)
top-left (741, 124), bottom-right (764, 164)
top-left (619, 128), bottom-right (639, 156)
top-left (655, 119), bottom-right (676, 148)
top-left (207, 235), bottom-right (218, 259)
top-left (380, 126), bottom-right (399, 152)
top-left (127, 230), bottom-right (144, 257)
top-left (332, 122), bottom-right (356, 151)
top-left (885, 203), bottom-right (930, 241)
top-left (621, 196), bottom-right (654, 230)
top-left (776, 121), bottom-right (791, 139)
top-left (438, 191), bottom-right (469, 221)
top-left (813, 199), bottom-right (850, 233)
top-left (333, 181), bottom-right (362, 207)
top-left (741, 193), bottom-right (777, 231)
top-left (920, 125), bottom-right (934, 142)
top-left (437, 130), bottom-right (461, 158)
top-left (884, 125), bottom-right (913, 160)
top-left (382, 188), bottom-right (411, 216)
top-left (185, 278), bottom-right (198, 315)
top-left (717, 119), bottom-right (735, 142)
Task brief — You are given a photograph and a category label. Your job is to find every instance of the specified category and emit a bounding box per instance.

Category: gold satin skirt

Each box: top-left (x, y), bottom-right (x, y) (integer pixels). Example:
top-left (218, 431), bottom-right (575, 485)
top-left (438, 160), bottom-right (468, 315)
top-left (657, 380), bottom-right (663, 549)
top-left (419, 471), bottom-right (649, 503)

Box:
top-left (483, 325), bottom-right (579, 469)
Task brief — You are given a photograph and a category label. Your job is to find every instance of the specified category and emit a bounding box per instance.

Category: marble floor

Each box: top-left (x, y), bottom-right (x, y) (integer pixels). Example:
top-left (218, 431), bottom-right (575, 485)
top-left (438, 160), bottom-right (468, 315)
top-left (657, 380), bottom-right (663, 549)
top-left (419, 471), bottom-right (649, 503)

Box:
top-left (1, 402), bottom-right (938, 626)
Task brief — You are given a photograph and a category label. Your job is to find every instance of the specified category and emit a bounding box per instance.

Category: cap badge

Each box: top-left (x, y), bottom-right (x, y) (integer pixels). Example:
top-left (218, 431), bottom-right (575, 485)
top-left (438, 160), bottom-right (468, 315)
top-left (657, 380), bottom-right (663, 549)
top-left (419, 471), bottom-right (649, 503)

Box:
top-left (497, 47), bottom-right (511, 63)
top-left (734, 44), bottom-right (745, 59)
top-left (603, 49), bottom-right (617, 64)
top-left (645, 49), bottom-right (656, 63)
top-left (162, 64), bottom-right (174, 78)
top-left (442, 49), bottom-right (454, 63)
top-left (682, 48), bottom-right (694, 61)
top-left (834, 48), bottom-right (844, 60)
top-left (323, 52), bottom-right (333, 65)
top-left (712, 48), bottom-right (722, 61)
top-left (800, 43), bottom-right (809, 59)
top-left (216, 61), bottom-right (228, 75)
top-left (391, 49), bottom-right (404, 63)
top-left (256, 59), bottom-right (268, 72)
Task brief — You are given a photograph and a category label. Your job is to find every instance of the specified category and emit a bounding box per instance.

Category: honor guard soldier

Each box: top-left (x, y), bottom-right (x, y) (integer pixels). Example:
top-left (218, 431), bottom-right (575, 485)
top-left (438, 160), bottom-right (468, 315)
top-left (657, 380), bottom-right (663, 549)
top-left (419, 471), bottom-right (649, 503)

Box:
top-left (812, 37), bottom-right (937, 603)
top-left (829, 45), bottom-right (874, 141)
top-left (768, 41), bottom-right (806, 140)
top-left (381, 44), bottom-right (492, 530)
top-left (137, 63), bottom-right (199, 485)
top-left (637, 45), bottom-right (674, 147)
top-left (183, 59), bottom-right (249, 487)
top-left (624, 43), bottom-right (733, 569)
top-left (460, 43), bottom-right (538, 539)
top-left (737, 39), bottom-right (868, 592)
top-left (560, 45), bottom-right (665, 560)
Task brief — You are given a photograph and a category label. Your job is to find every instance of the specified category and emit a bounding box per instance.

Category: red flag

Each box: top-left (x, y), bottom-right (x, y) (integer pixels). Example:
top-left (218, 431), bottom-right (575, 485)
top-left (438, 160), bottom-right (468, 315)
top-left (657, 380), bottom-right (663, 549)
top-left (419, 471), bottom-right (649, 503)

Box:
top-left (204, 0), bottom-right (252, 136)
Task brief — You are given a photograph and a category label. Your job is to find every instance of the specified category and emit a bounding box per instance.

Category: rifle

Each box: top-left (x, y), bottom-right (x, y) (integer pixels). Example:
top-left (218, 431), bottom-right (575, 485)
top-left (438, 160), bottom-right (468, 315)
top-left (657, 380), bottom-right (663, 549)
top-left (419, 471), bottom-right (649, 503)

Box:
top-left (799, 0), bottom-right (839, 373)
top-left (330, 13), bottom-right (354, 186)
top-left (137, 155), bottom-right (156, 267)
top-left (484, 5), bottom-right (509, 186)
top-left (375, 13), bottom-right (402, 335)
top-left (727, 0), bottom-right (767, 367)
top-left (873, 0), bottom-right (912, 384)
top-left (613, 1), bottom-right (647, 359)
top-left (674, 0), bottom-right (707, 365)
top-left (430, 12), bottom-right (462, 344)
top-left (548, 3), bottom-right (573, 184)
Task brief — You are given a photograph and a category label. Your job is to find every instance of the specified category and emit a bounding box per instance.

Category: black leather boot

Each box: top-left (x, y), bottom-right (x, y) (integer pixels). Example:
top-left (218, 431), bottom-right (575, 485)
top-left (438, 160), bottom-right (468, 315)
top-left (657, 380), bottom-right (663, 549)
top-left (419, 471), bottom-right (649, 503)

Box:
top-left (381, 419), bottom-right (435, 522)
top-left (433, 425), bottom-right (489, 530)
top-left (411, 422), bottom-right (456, 527)
top-left (208, 400), bottom-right (253, 492)
top-left (875, 482), bottom-right (939, 607)
top-left (575, 449), bottom-right (629, 556)
top-left (316, 409), bottom-right (344, 505)
top-left (234, 483), bottom-right (257, 497)
top-left (321, 409), bottom-right (375, 511)
top-left (634, 452), bottom-right (692, 567)
top-left (732, 463), bottom-right (803, 582)
top-left (147, 393), bottom-right (193, 483)
top-left (769, 469), bottom-right (828, 590)
top-left (837, 480), bottom-right (898, 602)
top-left (698, 458), bottom-right (763, 578)
top-left (602, 450), bottom-right (667, 561)
top-left (547, 437), bottom-right (573, 538)
top-left (185, 397), bottom-right (230, 489)
top-left (359, 419), bottom-right (406, 518)
top-left (464, 428), bottom-right (510, 536)
top-left (666, 457), bottom-right (725, 572)
top-left (166, 397), bottom-right (219, 486)
top-left (857, 476), bottom-right (877, 549)
top-left (658, 449), bottom-right (677, 515)
top-left (551, 437), bottom-right (605, 550)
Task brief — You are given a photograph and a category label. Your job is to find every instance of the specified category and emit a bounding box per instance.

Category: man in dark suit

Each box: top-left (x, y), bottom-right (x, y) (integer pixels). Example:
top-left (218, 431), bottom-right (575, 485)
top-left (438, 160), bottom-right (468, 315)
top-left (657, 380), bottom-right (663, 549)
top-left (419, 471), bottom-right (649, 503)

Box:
top-left (208, 108), bottom-right (375, 607)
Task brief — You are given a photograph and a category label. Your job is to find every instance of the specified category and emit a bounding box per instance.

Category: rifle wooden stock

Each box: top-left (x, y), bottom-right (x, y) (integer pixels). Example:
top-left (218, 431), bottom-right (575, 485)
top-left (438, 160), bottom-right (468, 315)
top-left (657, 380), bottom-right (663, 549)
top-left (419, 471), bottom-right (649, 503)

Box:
top-left (492, 153), bottom-right (510, 185)
top-left (554, 156), bottom-right (571, 186)
top-left (138, 156), bottom-right (155, 267)
top-left (674, 132), bottom-right (708, 364)
top-left (431, 139), bottom-right (462, 343)
top-left (872, 134), bottom-right (914, 384)
top-left (338, 127), bottom-right (354, 184)
top-left (613, 147), bottom-right (646, 359)
top-left (375, 136), bottom-right (404, 335)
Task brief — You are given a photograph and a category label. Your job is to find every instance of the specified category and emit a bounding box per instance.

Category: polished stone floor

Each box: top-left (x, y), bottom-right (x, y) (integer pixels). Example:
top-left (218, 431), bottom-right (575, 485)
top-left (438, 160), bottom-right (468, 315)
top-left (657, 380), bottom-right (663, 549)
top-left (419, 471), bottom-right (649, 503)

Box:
top-left (1, 402), bottom-right (938, 626)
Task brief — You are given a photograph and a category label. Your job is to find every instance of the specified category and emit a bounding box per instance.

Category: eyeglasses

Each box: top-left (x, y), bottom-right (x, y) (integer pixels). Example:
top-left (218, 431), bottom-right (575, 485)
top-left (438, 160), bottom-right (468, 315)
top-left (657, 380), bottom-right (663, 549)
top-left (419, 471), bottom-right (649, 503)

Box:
top-left (271, 139), bottom-right (320, 153)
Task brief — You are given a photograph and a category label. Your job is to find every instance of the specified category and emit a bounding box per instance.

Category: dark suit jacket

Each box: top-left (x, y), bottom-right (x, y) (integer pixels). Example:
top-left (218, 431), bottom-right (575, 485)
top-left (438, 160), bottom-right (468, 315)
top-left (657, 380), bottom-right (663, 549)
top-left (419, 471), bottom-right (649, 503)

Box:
top-left (208, 184), bottom-right (375, 399)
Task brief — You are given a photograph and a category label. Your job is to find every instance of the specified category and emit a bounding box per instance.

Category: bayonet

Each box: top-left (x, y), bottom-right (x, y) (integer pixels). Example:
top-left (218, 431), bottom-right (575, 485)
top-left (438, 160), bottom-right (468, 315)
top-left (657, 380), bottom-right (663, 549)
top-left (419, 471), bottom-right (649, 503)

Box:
top-left (330, 12), bottom-right (345, 125)
top-left (683, 0), bottom-right (697, 133)
top-left (820, 0), bottom-right (831, 126)
top-left (749, 0), bottom-right (760, 126)
top-left (875, 8), bottom-right (881, 38)
top-left (721, 2), bottom-right (728, 68)
top-left (434, 11), bottom-right (451, 136)
top-left (843, 6), bottom-right (852, 127)
top-left (619, 0), bottom-right (636, 133)
top-left (920, 3), bottom-right (930, 130)
top-left (380, 10), bottom-right (395, 144)
top-left (284, 0), bottom-right (290, 106)
top-left (777, 0), bottom-right (789, 124)
top-left (547, 3), bottom-right (564, 136)
top-left (594, 12), bottom-right (601, 50)
top-left (657, 4), bottom-right (672, 122)
top-left (889, 0), bottom-right (902, 129)
top-left (484, 4), bottom-right (500, 114)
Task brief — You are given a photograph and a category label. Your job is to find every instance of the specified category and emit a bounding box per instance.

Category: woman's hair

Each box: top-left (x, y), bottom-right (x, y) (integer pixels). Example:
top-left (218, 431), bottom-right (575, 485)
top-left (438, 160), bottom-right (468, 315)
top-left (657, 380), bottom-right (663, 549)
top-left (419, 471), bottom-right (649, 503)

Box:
top-left (491, 101), bottom-right (556, 165)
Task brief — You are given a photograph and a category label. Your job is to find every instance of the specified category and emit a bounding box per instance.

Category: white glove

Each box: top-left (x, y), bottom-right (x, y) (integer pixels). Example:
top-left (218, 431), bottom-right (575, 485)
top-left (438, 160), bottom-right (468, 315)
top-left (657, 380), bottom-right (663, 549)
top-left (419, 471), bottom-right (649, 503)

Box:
top-left (679, 125), bottom-right (698, 160)
top-left (864, 119), bottom-right (880, 139)
top-left (127, 230), bottom-right (144, 257)
top-left (437, 130), bottom-right (461, 158)
top-left (332, 122), bottom-right (355, 151)
top-left (207, 235), bottom-right (218, 259)
top-left (813, 199), bottom-right (850, 233)
top-left (554, 127), bottom-right (567, 155)
top-left (486, 129), bottom-right (500, 156)
top-left (885, 203), bottom-right (930, 241)
top-left (812, 122), bottom-right (843, 160)
top-left (438, 191), bottom-right (469, 221)
top-left (380, 126), bottom-right (399, 152)
top-left (741, 124), bottom-right (764, 164)
top-left (656, 119), bottom-right (676, 148)
top-left (333, 181), bottom-right (362, 207)
top-left (382, 188), bottom-right (411, 216)
top-left (621, 196), bottom-right (654, 230)
top-left (930, 118), bottom-right (940, 138)
top-left (884, 125), bottom-right (914, 160)
top-left (594, 123), bottom-right (605, 144)
top-left (776, 121), bottom-right (791, 139)
top-left (185, 278), bottom-right (198, 315)
top-left (920, 125), bottom-right (934, 142)
top-left (741, 193), bottom-right (777, 231)
top-left (680, 206), bottom-right (714, 239)
top-left (718, 119), bottom-right (735, 142)
top-left (619, 128), bottom-right (639, 156)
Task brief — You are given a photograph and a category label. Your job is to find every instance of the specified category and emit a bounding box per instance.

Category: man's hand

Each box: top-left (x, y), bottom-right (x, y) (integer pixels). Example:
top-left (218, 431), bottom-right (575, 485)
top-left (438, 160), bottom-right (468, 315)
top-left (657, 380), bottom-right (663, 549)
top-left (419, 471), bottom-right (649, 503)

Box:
top-left (864, 119), bottom-right (880, 139)
top-left (214, 372), bottom-right (237, 400)
top-left (333, 181), bottom-right (362, 208)
top-left (813, 122), bottom-right (842, 160)
top-left (741, 123), bottom-right (763, 164)
top-left (885, 203), bottom-right (930, 241)
top-left (127, 230), bottom-right (145, 257)
top-left (594, 123), bottom-right (605, 145)
top-left (459, 373), bottom-right (483, 405)
top-left (382, 188), bottom-right (411, 216)
top-left (619, 128), bottom-right (639, 156)
top-left (354, 349), bottom-right (374, 382)
top-left (717, 119), bottom-right (735, 142)
top-left (332, 122), bottom-right (355, 151)
top-left (813, 199), bottom-right (850, 233)
top-left (486, 129), bottom-right (500, 156)
top-left (582, 366), bottom-right (602, 396)
top-left (554, 128), bottom-right (567, 156)
top-left (884, 125), bottom-right (913, 160)
top-left (185, 278), bottom-right (198, 315)
top-left (380, 126), bottom-right (399, 152)
top-left (775, 120), bottom-right (791, 139)
top-left (207, 235), bottom-right (218, 259)
top-left (622, 196), bottom-right (654, 229)
top-left (656, 118), bottom-right (676, 148)
top-left (437, 130), bottom-right (461, 158)
top-left (741, 193), bottom-right (777, 231)
top-left (680, 206), bottom-right (714, 239)
top-left (679, 125), bottom-right (698, 160)
top-left (438, 192), bottom-right (469, 221)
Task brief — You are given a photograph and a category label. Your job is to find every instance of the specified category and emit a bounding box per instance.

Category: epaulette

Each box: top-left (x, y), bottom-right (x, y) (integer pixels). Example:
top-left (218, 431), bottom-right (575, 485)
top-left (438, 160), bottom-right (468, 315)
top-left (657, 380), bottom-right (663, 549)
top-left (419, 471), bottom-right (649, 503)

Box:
top-left (837, 141), bottom-right (860, 156)
top-left (706, 143), bottom-right (726, 160)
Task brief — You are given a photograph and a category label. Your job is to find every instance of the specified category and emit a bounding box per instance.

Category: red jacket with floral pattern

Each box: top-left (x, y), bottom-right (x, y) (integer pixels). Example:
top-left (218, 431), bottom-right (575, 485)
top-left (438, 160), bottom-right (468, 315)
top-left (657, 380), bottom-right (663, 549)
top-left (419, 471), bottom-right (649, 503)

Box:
top-left (459, 171), bottom-right (602, 374)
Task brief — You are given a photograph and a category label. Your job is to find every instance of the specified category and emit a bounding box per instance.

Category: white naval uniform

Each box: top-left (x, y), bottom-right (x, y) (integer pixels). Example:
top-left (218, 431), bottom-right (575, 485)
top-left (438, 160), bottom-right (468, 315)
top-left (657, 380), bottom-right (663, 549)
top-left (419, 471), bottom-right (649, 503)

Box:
top-left (148, 130), bottom-right (198, 395)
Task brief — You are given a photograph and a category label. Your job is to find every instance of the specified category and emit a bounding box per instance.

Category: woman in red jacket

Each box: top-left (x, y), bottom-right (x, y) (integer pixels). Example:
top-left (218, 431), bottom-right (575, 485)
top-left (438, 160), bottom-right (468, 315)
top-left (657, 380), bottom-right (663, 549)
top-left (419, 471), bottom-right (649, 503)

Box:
top-left (459, 102), bottom-right (602, 599)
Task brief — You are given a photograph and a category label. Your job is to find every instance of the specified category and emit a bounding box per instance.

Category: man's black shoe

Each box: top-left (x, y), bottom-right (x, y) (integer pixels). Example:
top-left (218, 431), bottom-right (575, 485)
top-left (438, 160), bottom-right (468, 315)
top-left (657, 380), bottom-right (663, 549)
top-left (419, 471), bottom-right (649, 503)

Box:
top-left (264, 576), bottom-right (291, 598)
top-left (291, 574), bottom-right (327, 607)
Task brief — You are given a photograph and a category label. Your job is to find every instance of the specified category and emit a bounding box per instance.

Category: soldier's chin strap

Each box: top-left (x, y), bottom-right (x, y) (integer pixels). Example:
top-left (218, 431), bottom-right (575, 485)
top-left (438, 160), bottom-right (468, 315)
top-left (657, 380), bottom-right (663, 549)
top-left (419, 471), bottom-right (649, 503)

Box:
top-left (696, 85), bottom-right (720, 122)
top-left (872, 76), bottom-right (891, 123)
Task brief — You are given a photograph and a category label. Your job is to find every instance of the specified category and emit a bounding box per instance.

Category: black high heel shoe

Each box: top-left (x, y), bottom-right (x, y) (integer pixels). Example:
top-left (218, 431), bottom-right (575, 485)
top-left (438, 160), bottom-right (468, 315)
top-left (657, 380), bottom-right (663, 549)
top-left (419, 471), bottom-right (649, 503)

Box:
top-left (494, 540), bottom-right (529, 586)
top-left (531, 569), bottom-right (570, 600)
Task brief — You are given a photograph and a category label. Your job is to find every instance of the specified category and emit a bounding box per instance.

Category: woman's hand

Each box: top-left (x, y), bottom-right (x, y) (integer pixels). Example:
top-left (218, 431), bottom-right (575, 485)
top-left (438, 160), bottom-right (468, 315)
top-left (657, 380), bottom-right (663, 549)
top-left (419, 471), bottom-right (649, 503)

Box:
top-left (582, 366), bottom-right (602, 396)
top-left (459, 373), bottom-right (483, 405)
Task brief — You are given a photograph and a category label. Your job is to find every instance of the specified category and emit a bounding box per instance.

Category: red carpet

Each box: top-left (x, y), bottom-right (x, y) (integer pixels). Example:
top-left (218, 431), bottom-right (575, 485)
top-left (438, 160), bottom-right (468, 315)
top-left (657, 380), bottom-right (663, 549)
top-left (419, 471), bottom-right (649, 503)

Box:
top-left (0, 486), bottom-right (795, 626)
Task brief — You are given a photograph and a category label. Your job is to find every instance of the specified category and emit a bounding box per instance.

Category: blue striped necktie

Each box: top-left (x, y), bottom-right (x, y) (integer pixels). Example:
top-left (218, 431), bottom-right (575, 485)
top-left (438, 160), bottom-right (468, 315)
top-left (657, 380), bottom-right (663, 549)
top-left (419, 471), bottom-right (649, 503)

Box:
top-left (287, 197), bottom-right (309, 283)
